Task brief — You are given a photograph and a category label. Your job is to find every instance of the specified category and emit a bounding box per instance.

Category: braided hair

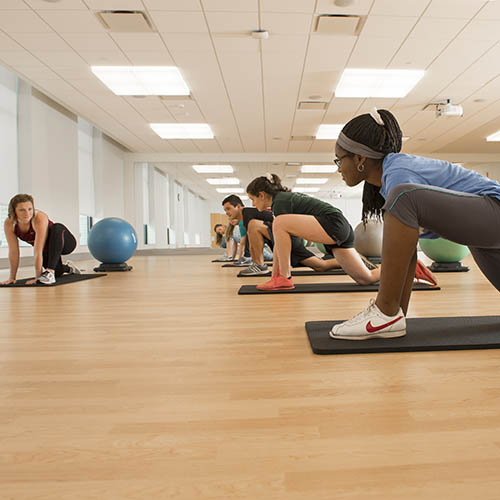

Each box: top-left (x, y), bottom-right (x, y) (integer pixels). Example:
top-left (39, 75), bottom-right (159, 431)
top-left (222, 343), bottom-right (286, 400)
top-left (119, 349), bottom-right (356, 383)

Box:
top-left (341, 109), bottom-right (402, 223)
top-left (246, 173), bottom-right (290, 197)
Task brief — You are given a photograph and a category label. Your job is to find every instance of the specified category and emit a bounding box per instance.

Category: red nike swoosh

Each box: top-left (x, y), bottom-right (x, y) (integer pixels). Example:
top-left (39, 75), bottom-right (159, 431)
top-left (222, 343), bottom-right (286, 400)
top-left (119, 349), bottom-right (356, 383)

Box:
top-left (366, 316), bottom-right (404, 333)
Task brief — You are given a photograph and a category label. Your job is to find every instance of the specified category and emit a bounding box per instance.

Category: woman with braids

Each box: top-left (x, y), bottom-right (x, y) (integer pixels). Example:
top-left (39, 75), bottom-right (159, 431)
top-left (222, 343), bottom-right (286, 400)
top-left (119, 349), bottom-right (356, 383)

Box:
top-left (330, 108), bottom-right (500, 340)
top-left (0, 194), bottom-right (80, 285)
top-left (246, 173), bottom-right (382, 290)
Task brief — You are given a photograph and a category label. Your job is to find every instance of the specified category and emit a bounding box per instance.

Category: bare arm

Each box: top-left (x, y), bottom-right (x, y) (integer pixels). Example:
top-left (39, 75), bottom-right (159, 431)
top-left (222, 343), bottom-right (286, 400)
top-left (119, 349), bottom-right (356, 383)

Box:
top-left (1, 219), bottom-right (19, 284)
top-left (32, 212), bottom-right (49, 278)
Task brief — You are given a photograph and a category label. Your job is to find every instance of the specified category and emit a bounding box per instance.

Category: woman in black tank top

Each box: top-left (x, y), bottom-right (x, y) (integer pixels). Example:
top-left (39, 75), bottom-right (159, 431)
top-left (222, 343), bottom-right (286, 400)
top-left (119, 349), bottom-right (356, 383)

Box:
top-left (1, 194), bottom-right (79, 285)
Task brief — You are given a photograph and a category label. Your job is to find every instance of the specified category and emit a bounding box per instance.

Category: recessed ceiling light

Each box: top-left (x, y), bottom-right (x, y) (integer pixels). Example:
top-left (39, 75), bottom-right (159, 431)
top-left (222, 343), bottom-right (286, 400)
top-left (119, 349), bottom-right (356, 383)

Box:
top-left (301, 165), bottom-right (338, 173)
top-left (150, 123), bottom-right (214, 139)
top-left (296, 178), bottom-right (328, 184)
top-left (402, 136), bottom-right (410, 142)
top-left (292, 187), bottom-right (321, 193)
top-left (193, 165), bottom-right (233, 173)
top-left (91, 66), bottom-right (189, 96)
top-left (486, 130), bottom-right (500, 142)
top-left (216, 187), bottom-right (244, 193)
top-left (206, 177), bottom-right (240, 185)
top-left (316, 124), bottom-right (344, 140)
top-left (241, 195), bottom-right (249, 200)
top-left (335, 68), bottom-right (425, 98)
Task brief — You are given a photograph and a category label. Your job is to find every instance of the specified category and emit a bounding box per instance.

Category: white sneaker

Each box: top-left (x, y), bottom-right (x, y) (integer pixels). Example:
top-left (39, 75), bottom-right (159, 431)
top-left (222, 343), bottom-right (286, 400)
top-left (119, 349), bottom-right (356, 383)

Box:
top-left (38, 270), bottom-right (56, 285)
top-left (66, 260), bottom-right (81, 274)
top-left (329, 299), bottom-right (406, 340)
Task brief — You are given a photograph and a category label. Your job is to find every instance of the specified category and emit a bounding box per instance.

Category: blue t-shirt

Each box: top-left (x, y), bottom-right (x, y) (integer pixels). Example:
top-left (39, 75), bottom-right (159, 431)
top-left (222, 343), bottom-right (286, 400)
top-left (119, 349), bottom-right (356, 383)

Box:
top-left (381, 153), bottom-right (500, 201)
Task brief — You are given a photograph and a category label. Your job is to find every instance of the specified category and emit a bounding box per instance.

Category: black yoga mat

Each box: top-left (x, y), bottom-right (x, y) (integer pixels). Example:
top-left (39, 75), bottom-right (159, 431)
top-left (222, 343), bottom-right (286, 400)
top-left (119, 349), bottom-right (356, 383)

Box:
top-left (238, 269), bottom-right (347, 277)
top-left (238, 282), bottom-right (439, 295)
top-left (305, 316), bottom-right (500, 354)
top-left (0, 273), bottom-right (106, 287)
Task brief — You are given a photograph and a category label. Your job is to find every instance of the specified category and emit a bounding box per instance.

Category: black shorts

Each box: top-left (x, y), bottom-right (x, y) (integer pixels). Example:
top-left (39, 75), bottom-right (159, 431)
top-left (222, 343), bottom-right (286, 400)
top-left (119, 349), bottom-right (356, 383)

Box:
top-left (265, 222), bottom-right (315, 267)
top-left (315, 213), bottom-right (354, 253)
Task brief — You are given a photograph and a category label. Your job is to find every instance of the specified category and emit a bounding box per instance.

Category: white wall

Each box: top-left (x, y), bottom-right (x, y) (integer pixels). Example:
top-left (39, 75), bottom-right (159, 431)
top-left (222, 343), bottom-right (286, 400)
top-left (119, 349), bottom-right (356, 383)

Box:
top-left (1, 81), bottom-right (126, 260)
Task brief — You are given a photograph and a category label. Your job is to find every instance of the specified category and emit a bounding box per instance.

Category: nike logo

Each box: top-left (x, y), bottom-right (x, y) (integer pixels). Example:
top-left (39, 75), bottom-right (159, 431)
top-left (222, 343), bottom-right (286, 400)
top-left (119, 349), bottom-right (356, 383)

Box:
top-left (366, 316), bottom-right (404, 333)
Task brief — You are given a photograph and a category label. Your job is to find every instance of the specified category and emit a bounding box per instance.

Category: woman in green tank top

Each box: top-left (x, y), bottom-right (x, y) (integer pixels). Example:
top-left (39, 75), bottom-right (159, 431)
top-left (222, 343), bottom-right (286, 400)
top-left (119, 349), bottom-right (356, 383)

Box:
top-left (246, 174), bottom-right (381, 290)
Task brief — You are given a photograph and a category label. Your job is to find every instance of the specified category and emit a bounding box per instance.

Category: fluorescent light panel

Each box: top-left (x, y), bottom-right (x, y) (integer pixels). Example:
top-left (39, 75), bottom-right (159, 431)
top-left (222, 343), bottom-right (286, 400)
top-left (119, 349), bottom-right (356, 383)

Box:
top-left (316, 124), bottom-right (343, 140)
top-left (193, 165), bottom-right (233, 173)
top-left (91, 66), bottom-right (190, 96)
top-left (335, 68), bottom-right (425, 98)
top-left (150, 123), bottom-right (214, 139)
top-left (486, 130), bottom-right (500, 142)
top-left (296, 178), bottom-right (328, 185)
top-left (216, 187), bottom-right (244, 193)
top-left (301, 165), bottom-right (338, 173)
top-left (206, 177), bottom-right (240, 185)
top-left (292, 187), bottom-right (320, 193)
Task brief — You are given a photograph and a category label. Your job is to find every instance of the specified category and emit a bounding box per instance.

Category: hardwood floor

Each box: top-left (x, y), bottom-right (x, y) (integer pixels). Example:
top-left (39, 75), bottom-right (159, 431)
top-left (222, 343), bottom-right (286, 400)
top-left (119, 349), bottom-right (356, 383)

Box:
top-left (1, 255), bottom-right (500, 499)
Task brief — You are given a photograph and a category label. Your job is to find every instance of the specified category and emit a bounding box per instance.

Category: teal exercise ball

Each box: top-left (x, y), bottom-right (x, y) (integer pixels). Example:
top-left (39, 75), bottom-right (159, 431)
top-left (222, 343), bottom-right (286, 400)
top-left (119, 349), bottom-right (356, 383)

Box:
top-left (88, 217), bottom-right (138, 264)
top-left (313, 242), bottom-right (327, 254)
top-left (419, 237), bottom-right (470, 263)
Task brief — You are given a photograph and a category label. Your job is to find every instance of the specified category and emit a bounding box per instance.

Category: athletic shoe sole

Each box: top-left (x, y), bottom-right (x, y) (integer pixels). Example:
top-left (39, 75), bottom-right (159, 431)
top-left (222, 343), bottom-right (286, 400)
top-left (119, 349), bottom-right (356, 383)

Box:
top-left (330, 329), bottom-right (406, 340)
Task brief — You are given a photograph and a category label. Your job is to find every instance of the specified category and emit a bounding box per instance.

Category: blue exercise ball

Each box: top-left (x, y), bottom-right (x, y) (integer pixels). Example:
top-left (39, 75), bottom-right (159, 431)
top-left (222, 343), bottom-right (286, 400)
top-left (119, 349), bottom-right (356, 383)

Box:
top-left (88, 217), bottom-right (138, 264)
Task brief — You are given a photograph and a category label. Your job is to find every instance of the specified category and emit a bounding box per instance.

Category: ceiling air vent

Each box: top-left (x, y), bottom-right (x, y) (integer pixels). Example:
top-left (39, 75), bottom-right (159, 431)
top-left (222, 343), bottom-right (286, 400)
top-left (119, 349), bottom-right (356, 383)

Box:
top-left (315, 15), bottom-right (362, 35)
top-left (298, 101), bottom-right (328, 110)
top-left (97, 11), bottom-right (154, 33)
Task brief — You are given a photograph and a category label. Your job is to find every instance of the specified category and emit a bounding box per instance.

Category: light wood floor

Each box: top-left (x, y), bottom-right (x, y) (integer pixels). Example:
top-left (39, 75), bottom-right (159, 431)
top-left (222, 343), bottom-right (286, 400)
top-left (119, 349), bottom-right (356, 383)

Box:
top-left (1, 254), bottom-right (500, 500)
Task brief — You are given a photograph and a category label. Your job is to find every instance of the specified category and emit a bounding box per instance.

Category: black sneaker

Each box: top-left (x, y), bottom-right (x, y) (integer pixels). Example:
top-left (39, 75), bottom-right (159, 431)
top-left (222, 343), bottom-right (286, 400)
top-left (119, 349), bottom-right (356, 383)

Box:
top-left (239, 263), bottom-right (269, 276)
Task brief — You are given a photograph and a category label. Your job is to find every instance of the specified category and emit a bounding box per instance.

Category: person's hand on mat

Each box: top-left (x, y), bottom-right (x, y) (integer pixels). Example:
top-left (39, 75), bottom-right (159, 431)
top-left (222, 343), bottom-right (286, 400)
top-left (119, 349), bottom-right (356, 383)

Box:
top-left (0, 278), bottom-right (16, 285)
top-left (25, 278), bottom-right (38, 285)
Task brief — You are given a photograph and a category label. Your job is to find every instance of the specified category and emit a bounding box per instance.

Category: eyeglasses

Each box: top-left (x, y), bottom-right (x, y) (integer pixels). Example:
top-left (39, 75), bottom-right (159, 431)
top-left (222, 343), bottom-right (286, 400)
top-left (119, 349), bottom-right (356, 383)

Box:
top-left (334, 153), bottom-right (353, 168)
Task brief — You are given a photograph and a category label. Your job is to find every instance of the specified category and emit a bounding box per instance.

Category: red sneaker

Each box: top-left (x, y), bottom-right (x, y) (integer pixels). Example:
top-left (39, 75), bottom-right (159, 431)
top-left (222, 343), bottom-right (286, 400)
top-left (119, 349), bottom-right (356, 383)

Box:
top-left (257, 275), bottom-right (294, 290)
top-left (415, 259), bottom-right (438, 286)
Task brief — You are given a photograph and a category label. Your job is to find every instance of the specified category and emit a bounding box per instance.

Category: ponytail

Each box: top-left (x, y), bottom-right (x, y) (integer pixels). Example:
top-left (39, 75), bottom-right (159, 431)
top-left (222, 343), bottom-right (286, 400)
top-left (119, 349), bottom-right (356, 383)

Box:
top-left (246, 173), bottom-right (290, 197)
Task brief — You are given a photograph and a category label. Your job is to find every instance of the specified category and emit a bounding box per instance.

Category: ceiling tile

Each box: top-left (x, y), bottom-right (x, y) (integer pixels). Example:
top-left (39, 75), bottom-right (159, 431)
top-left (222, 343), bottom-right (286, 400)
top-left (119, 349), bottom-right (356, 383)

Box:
top-left (25, 0), bottom-right (87, 9)
top-left (150, 11), bottom-right (208, 32)
top-left (77, 50), bottom-right (130, 65)
top-left (0, 33), bottom-right (24, 51)
top-left (61, 33), bottom-right (119, 51)
top-left (389, 37), bottom-right (451, 69)
top-left (0, 51), bottom-right (44, 67)
top-left (11, 33), bottom-right (72, 51)
top-left (110, 33), bottom-right (166, 51)
top-left (160, 33), bottom-right (212, 51)
top-left (371, 0), bottom-right (428, 17)
top-left (33, 51), bottom-right (84, 67)
top-left (424, 0), bottom-right (484, 19)
top-left (263, 34), bottom-right (308, 53)
top-left (205, 12), bottom-right (258, 33)
top-left (15, 66), bottom-right (61, 80)
top-left (84, 0), bottom-right (145, 9)
top-left (305, 35), bottom-right (356, 72)
top-left (456, 19), bottom-right (500, 41)
top-left (409, 18), bottom-right (468, 39)
top-left (0, 0), bottom-right (29, 8)
top-left (261, 12), bottom-right (313, 34)
top-left (261, 0), bottom-right (316, 14)
top-left (348, 37), bottom-right (402, 68)
top-left (476, 1), bottom-right (500, 20)
top-left (201, 0), bottom-right (258, 11)
top-left (360, 15), bottom-right (418, 39)
top-left (126, 51), bottom-right (175, 65)
top-left (0, 11), bottom-right (54, 33)
top-left (37, 11), bottom-right (106, 33)
top-left (212, 36), bottom-right (259, 52)
top-left (144, 0), bottom-right (201, 11)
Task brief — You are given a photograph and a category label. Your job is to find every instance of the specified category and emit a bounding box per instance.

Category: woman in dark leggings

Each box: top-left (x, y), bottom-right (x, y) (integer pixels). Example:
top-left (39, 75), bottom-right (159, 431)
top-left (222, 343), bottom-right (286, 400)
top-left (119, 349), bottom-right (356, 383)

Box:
top-left (1, 194), bottom-right (80, 285)
top-left (330, 108), bottom-right (500, 340)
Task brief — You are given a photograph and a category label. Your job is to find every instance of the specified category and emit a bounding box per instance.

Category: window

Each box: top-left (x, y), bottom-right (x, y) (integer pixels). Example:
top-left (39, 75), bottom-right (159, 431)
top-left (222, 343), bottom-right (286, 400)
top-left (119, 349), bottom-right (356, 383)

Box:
top-left (0, 205), bottom-right (8, 247)
top-left (79, 214), bottom-right (92, 246)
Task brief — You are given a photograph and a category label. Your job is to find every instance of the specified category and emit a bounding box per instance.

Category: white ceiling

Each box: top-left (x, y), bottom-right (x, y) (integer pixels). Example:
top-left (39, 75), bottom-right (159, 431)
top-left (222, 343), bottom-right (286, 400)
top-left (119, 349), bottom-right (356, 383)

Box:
top-left (1, 0), bottom-right (500, 200)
